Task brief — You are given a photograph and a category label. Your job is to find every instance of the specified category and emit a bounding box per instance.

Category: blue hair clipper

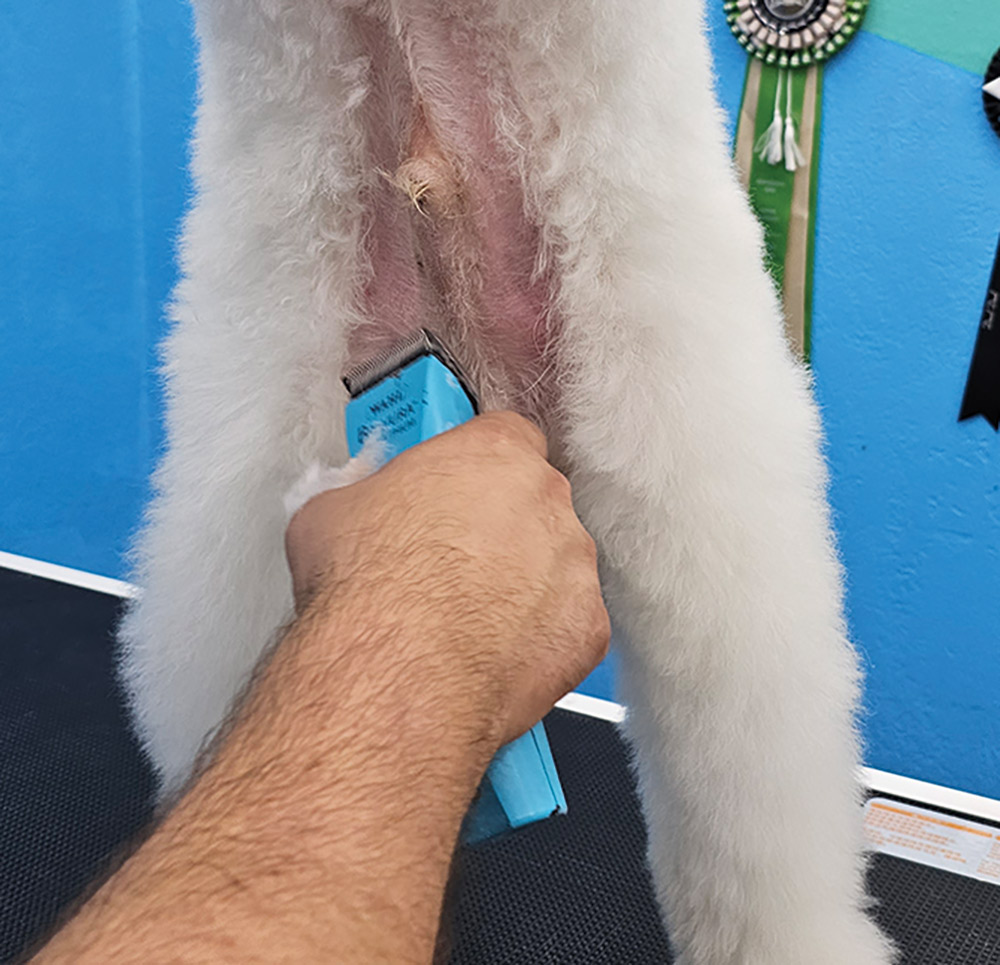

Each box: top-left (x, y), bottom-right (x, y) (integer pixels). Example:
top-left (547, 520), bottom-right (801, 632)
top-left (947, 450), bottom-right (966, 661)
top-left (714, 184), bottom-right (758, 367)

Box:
top-left (343, 329), bottom-right (567, 843)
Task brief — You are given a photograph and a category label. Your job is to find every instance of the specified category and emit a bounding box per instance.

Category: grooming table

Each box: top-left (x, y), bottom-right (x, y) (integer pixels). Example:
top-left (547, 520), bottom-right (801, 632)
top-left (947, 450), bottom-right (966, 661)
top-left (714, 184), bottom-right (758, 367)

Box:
top-left (2, 563), bottom-right (999, 964)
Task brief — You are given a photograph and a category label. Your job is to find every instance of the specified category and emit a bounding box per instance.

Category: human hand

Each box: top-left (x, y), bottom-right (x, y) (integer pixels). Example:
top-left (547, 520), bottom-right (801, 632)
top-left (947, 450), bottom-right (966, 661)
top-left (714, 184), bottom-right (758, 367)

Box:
top-left (285, 411), bottom-right (610, 749)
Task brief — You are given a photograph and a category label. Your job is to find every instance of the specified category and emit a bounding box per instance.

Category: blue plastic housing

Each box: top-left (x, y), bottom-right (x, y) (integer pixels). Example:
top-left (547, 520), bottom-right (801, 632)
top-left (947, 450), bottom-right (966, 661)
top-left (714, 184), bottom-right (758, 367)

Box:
top-left (345, 350), bottom-right (568, 843)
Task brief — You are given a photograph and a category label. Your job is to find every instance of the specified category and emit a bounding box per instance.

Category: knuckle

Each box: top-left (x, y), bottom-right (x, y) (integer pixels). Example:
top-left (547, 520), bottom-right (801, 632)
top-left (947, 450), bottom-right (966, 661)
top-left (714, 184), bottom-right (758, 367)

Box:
top-left (543, 465), bottom-right (573, 502)
top-left (591, 601), bottom-right (612, 657)
top-left (597, 599), bottom-right (612, 640)
top-left (476, 412), bottom-right (520, 448)
top-left (519, 417), bottom-right (547, 452)
top-left (478, 410), bottom-right (546, 455)
top-left (581, 574), bottom-right (609, 627)
top-left (565, 521), bottom-right (599, 570)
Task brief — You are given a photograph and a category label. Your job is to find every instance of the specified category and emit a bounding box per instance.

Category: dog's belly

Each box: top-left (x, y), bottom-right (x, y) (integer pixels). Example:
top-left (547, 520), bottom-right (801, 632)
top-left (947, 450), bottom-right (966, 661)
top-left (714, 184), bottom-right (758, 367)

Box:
top-left (346, 4), bottom-right (556, 418)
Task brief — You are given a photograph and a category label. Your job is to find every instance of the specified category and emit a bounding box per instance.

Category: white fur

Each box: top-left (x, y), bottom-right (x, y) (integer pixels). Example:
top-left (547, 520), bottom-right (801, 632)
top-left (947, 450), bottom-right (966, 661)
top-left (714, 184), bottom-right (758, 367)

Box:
top-left (283, 432), bottom-right (387, 520)
top-left (118, 1), bottom-right (895, 961)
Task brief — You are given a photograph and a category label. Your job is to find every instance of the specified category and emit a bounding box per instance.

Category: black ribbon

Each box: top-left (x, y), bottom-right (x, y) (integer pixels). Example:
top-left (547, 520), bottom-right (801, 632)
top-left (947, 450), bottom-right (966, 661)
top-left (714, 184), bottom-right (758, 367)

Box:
top-left (959, 234), bottom-right (1000, 431)
top-left (986, 47), bottom-right (1000, 142)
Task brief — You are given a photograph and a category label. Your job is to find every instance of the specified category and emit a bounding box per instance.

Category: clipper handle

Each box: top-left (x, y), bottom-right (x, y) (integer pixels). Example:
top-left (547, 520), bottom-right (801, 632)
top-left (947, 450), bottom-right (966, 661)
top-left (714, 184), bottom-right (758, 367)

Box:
top-left (461, 721), bottom-right (567, 844)
top-left (344, 348), bottom-right (567, 843)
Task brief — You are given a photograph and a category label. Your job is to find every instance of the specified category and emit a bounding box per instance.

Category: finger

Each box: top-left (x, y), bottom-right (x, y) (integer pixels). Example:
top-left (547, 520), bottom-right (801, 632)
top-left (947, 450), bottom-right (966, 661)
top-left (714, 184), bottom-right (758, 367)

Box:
top-left (477, 410), bottom-right (548, 459)
top-left (590, 595), bottom-right (612, 663)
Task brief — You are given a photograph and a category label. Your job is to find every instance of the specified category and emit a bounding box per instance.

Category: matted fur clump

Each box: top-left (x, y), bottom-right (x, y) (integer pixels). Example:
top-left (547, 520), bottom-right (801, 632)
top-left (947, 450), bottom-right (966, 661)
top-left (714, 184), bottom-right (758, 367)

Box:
top-left (118, 1), bottom-right (895, 962)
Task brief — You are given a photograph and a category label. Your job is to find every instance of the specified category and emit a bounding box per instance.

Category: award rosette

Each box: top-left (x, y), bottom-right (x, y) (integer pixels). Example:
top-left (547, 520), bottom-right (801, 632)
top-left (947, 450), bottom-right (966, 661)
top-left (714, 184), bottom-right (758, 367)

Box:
top-left (727, 0), bottom-right (869, 358)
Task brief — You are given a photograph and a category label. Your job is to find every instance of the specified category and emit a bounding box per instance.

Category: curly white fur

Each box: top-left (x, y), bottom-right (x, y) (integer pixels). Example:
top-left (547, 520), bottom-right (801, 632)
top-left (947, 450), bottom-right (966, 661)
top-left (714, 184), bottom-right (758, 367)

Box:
top-left (117, 1), bottom-right (895, 961)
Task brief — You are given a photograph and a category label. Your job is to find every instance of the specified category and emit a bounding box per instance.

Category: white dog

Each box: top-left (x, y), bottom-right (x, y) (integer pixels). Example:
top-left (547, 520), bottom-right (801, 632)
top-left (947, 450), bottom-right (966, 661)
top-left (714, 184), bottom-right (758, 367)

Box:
top-left (118, 1), bottom-right (894, 961)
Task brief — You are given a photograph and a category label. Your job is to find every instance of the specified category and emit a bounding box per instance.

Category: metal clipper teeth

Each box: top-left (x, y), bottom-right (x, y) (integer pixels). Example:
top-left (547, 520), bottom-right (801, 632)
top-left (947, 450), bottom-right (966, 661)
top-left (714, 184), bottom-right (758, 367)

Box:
top-left (342, 328), bottom-right (480, 410)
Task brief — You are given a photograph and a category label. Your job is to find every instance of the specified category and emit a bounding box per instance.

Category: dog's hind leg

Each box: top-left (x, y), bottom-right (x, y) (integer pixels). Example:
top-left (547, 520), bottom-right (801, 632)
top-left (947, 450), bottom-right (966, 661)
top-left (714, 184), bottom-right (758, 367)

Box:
top-left (560, 210), bottom-right (896, 965)
top-left (117, 1), bottom-right (369, 796)
top-left (499, 1), bottom-right (898, 961)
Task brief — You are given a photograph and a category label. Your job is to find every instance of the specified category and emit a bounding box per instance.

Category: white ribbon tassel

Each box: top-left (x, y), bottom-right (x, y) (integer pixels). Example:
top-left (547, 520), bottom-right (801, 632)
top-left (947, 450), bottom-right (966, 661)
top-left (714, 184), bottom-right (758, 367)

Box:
top-left (782, 70), bottom-right (805, 172)
top-left (755, 68), bottom-right (785, 166)
top-left (754, 68), bottom-right (806, 171)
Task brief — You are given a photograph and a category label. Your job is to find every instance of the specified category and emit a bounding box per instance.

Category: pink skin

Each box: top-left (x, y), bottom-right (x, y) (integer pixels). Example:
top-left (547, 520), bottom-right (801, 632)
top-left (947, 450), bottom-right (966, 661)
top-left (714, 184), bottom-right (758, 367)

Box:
top-left (345, 4), bottom-right (557, 421)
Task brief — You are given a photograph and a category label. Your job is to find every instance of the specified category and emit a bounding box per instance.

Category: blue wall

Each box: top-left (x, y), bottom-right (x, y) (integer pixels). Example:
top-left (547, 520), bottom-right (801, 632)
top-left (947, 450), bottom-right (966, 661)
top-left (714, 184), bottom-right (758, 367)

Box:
top-left (0, 0), bottom-right (194, 576)
top-left (700, 14), bottom-right (1000, 798)
top-left (1, 2), bottom-right (997, 797)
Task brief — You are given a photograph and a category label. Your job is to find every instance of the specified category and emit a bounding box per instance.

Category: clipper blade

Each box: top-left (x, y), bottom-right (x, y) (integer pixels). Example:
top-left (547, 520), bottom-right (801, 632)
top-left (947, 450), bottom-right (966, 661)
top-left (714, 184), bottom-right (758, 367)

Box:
top-left (342, 328), bottom-right (479, 410)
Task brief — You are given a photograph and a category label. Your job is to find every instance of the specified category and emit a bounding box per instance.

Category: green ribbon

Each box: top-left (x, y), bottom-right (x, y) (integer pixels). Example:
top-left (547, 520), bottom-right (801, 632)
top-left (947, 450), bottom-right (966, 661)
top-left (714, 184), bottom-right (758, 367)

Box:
top-left (735, 60), bottom-right (823, 360)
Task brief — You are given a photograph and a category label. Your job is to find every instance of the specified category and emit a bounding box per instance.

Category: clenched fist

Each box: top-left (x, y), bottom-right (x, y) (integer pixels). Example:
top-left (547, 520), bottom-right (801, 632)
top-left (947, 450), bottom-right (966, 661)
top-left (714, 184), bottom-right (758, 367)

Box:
top-left (33, 415), bottom-right (611, 965)
top-left (285, 411), bottom-right (610, 748)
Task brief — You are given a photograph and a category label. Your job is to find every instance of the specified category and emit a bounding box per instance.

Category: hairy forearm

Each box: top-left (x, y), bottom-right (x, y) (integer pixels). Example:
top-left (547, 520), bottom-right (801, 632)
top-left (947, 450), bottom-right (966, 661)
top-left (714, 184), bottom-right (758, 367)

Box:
top-left (32, 413), bottom-right (610, 964)
top-left (34, 584), bottom-right (497, 964)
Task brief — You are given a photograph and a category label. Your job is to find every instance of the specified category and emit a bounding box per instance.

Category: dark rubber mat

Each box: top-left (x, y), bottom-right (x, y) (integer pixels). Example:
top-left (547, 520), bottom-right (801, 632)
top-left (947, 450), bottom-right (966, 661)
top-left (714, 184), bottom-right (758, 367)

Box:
top-left (866, 804), bottom-right (1000, 965)
top-left (448, 708), bottom-right (672, 964)
top-left (2, 565), bottom-right (999, 963)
